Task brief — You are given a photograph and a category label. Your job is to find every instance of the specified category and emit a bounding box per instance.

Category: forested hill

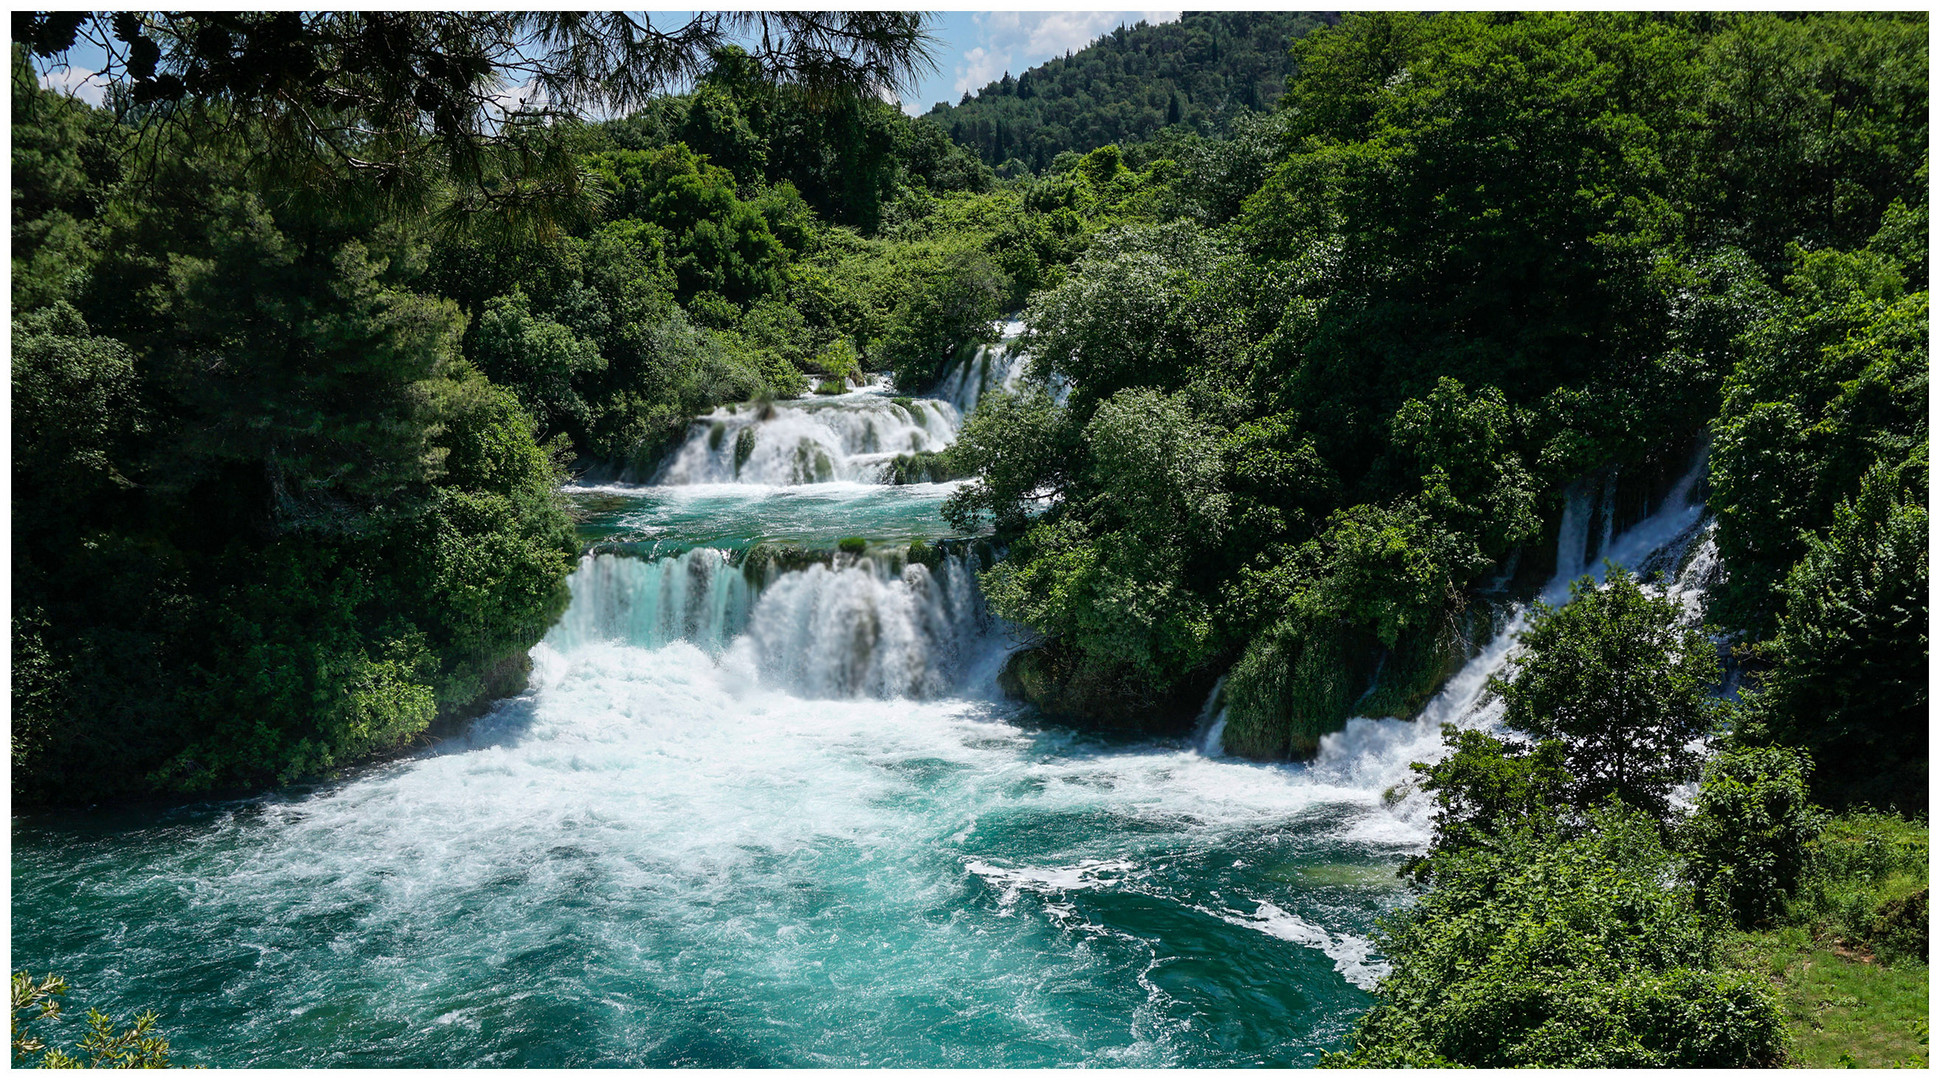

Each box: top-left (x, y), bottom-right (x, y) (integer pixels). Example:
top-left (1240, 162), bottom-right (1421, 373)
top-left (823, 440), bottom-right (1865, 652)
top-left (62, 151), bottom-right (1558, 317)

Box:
top-left (923, 12), bottom-right (1336, 172)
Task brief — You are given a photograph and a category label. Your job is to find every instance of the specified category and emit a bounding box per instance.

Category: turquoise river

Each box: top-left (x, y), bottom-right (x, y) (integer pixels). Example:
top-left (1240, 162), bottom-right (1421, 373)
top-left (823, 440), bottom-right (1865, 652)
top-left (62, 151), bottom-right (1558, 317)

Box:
top-left (10, 332), bottom-right (1717, 1067)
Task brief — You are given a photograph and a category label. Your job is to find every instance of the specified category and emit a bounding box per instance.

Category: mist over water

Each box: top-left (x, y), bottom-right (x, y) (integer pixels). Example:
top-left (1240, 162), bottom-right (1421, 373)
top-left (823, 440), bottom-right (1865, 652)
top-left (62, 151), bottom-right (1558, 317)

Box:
top-left (11, 355), bottom-right (1715, 1065)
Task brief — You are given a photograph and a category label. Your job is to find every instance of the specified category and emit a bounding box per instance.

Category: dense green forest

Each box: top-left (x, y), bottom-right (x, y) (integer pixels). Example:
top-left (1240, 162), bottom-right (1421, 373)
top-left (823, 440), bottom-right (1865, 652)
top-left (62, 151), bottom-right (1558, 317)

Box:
top-left (921, 11), bottom-right (1336, 172)
top-left (9, 10), bottom-right (1928, 1069)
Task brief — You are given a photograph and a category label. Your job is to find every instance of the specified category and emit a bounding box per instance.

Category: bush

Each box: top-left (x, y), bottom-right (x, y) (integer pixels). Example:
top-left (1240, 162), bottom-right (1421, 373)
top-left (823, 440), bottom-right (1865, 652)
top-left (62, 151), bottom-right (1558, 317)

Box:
top-left (1738, 460), bottom-right (1928, 812)
top-left (876, 254), bottom-right (1007, 391)
top-left (1683, 745), bottom-right (1827, 928)
top-left (1331, 808), bottom-right (1788, 1068)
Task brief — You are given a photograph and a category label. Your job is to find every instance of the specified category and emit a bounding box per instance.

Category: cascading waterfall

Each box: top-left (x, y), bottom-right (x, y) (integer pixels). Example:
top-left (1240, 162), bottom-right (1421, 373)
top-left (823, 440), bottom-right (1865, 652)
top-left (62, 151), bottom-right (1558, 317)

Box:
top-left (545, 549), bottom-right (754, 654)
top-left (656, 393), bottom-right (962, 486)
top-left (10, 285), bottom-right (1728, 1072)
top-left (932, 319), bottom-right (1030, 418)
top-left (1292, 450), bottom-right (1714, 834)
top-left (725, 553), bottom-right (989, 699)
top-left (546, 548), bottom-right (993, 700)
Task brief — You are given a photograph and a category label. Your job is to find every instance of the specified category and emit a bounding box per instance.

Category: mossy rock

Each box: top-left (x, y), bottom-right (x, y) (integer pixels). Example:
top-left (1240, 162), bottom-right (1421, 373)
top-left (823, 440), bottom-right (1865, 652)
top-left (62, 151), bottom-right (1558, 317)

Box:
top-left (838, 537), bottom-right (868, 556)
top-left (906, 539), bottom-right (942, 571)
top-left (1870, 887), bottom-right (1928, 962)
top-left (884, 449), bottom-right (964, 485)
top-left (996, 644), bottom-right (1203, 734)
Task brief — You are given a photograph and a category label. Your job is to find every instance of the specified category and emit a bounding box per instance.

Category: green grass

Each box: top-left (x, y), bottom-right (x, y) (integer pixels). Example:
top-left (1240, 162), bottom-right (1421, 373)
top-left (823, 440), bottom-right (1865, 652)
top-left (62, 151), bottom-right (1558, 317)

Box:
top-left (1727, 927), bottom-right (1928, 1067)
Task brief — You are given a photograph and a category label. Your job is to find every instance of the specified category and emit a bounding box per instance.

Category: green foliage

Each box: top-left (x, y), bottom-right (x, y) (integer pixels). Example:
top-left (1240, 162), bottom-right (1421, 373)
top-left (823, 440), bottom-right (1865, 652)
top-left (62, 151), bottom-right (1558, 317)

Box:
top-left (1407, 728), bottom-right (1571, 879)
top-left (470, 288), bottom-right (605, 435)
top-left (1737, 460), bottom-right (1927, 811)
top-left (1792, 812), bottom-right (1930, 964)
top-left (876, 254), bottom-right (1007, 391)
top-left (590, 144), bottom-right (786, 305)
top-left (12, 972), bottom-right (174, 1069)
top-left (1019, 220), bottom-right (1229, 410)
top-left (1330, 807), bottom-right (1787, 1068)
top-left (1493, 567), bottom-right (1722, 819)
top-left (1709, 249), bottom-right (1927, 632)
top-left (10, 70), bottom-right (578, 804)
top-left (980, 389), bottom-right (1232, 698)
top-left (1683, 745), bottom-right (1828, 928)
top-left (942, 387), bottom-right (1077, 536)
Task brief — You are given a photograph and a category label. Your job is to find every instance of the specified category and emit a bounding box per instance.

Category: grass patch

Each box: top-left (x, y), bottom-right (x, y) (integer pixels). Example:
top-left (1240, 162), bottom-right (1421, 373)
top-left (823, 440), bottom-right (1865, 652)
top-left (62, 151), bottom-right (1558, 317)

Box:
top-left (1726, 927), bottom-right (1928, 1067)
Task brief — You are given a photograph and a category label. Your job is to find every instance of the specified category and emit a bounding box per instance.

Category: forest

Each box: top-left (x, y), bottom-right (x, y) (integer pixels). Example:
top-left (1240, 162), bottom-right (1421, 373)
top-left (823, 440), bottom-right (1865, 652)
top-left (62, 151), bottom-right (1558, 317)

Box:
top-left (921, 11), bottom-right (1336, 172)
top-left (10, 10), bottom-right (1929, 1070)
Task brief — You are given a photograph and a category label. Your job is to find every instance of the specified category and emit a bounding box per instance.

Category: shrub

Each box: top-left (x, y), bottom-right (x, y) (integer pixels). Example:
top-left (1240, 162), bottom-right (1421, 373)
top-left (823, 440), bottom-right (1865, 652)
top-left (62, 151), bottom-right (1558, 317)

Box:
top-left (1331, 807), bottom-right (1787, 1068)
top-left (1683, 745), bottom-right (1827, 927)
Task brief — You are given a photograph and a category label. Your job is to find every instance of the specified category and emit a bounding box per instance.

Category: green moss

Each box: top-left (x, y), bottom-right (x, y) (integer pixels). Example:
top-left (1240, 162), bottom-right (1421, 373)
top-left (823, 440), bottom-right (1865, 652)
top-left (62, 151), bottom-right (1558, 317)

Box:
top-left (733, 427), bottom-right (757, 474)
top-left (1356, 622), bottom-right (1463, 719)
top-left (1220, 617), bottom-right (1368, 758)
top-left (906, 539), bottom-right (940, 570)
top-left (884, 449), bottom-right (964, 485)
top-left (838, 536), bottom-right (868, 555)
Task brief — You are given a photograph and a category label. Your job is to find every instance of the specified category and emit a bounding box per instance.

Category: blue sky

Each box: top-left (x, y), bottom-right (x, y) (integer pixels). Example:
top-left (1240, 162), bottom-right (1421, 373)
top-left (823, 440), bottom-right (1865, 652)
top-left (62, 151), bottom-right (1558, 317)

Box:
top-left (34, 11), bottom-right (1185, 115)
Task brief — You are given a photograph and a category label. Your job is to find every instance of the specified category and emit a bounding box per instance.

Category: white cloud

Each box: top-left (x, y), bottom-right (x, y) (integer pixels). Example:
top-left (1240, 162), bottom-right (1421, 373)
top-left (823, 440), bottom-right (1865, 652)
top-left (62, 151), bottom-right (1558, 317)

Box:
top-left (37, 65), bottom-right (107, 107)
top-left (951, 11), bottom-right (1181, 99)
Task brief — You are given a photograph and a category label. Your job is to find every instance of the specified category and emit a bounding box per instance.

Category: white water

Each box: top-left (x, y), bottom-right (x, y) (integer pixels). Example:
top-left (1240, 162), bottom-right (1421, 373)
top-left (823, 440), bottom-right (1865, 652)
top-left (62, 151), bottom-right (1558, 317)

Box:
top-left (1297, 450), bottom-right (1716, 841)
top-left (656, 391), bottom-right (962, 486)
top-left (933, 319), bottom-right (1030, 418)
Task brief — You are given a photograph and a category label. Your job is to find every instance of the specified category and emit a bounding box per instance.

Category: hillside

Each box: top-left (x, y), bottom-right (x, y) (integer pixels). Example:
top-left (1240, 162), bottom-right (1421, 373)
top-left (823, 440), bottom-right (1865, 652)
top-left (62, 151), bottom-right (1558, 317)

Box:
top-left (923, 11), bottom-right (1336, 172)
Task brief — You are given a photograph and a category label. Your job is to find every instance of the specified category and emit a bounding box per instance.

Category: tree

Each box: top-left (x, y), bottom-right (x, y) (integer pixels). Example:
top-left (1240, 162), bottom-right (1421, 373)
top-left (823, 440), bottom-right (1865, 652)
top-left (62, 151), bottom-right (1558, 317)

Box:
top-left (1407, 727), bottom-right (1572, 880)
top-left (1493, 566), bottom-right (1723, 820)
top-left (1682, 745), bottom-right (1827, 928)
top-left (11, 972), bottom-right (175, 1069)
top-left (1330, 807), bottom-right (1786, 1068)
top-left (1739, 460), bottom-right (1928, 811)
top-left (15, 12), bottom-right (939, 225)
top-left (876, 254), bottom-right (1006, 391)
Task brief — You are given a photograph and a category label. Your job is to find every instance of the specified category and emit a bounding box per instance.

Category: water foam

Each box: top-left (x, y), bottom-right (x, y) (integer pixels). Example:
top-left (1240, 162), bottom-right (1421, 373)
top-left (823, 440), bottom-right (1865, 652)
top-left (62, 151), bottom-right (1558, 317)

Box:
top-left (657, 395), bottom-right (962, 486)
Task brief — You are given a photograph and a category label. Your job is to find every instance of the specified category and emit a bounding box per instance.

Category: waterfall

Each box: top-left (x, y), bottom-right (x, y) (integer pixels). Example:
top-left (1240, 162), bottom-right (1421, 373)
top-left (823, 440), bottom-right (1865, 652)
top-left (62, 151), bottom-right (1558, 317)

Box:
top-left (545, 548), bottom-right (993, 700)
top-left (932, 320), bottom-right (1029, 418)
top-left (544, 549), bottom-right (754, 654)
top-left (1554, 477), bottom-right (1597, 584)
top-left (1289, 450), bottom-right (1713, 816)
top-left (1197, 677), bottom-right (1230, 757)
top-left (726, 553), bottom-right (989, 699)
top-left (655, 395), bottom-right (963, 486)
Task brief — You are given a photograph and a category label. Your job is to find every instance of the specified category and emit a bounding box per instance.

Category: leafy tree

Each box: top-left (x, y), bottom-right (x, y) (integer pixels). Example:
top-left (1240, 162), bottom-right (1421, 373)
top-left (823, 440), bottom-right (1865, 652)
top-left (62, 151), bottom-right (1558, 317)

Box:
top-left (876, 253), bottom-right (1006, 391)
top-left (1709, 250), bottom-right (1926, 631)
top-left (466, 289), bottom-right (605, 438)
top-left (15, 11), bottom-right (940, 224)
top-left (1493, 567), bottom-right (1723, 820)
top-left (1407, 727), bottom-right (1572, 880)
top-left (942, 387), bottom-right (1077, 536)
top-left (1738, 460), bottom-right (1928, 811)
